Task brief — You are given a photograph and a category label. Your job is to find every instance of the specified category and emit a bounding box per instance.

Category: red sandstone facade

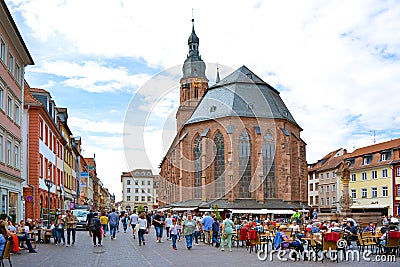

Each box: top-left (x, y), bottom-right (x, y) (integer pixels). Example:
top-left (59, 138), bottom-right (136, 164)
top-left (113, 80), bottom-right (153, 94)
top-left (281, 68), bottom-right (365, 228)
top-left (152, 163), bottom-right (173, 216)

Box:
top-left (23, 86), bottom-right (66, 220)
top-left (159, 22), bottom-right (307, 209)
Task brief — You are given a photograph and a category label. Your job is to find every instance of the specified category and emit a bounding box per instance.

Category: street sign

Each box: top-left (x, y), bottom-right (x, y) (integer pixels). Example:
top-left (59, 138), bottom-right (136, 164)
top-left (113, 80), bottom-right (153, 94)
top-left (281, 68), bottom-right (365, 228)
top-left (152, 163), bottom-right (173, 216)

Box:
top-left (81, 172), bottom-right (89, 177)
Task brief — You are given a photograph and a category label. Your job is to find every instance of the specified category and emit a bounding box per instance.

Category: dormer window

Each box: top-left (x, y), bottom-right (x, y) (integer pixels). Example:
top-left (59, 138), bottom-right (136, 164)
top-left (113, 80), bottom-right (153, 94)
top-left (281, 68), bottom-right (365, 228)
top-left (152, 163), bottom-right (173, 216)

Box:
top-left (362, 155), bottom-right (372, 165)
top-left (347, 159), bottom-right (355, 167)
top-left (380, 151), bottom-right (391, 161)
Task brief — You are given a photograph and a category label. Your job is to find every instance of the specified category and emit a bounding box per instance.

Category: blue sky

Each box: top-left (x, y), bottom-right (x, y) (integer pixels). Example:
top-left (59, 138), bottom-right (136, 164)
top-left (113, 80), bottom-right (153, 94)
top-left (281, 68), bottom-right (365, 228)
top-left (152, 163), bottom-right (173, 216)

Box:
top-left (6, 0), bottom-right (400, 201)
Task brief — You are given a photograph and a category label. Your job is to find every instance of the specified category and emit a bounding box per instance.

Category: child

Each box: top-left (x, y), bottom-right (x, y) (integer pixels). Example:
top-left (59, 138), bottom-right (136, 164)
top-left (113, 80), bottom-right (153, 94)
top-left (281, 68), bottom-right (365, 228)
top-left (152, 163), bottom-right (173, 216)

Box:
top-left (169, 218), bottom-right (180, 250)
top-left (194, 221), bottom-right (201, 245)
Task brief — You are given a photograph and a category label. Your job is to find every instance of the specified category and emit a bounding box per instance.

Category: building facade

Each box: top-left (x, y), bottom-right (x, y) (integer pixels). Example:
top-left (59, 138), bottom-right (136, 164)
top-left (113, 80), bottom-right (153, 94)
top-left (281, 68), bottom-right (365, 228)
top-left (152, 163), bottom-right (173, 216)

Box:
top-left (309, 139), bottom-right (400, 217)
top-left (0, 1), bottom-right (34, 222)
top-left (121, 169), bottom-right (155, 212)
top-left (308, 149), bottom-right (346, 213)
top-left (159, 21), bottom-right (307, 211)
top-left (23, 86), bottom-right (67, 221)
top-left (392, 147), bottom-right (400, 216)
top-left (347, 139), bottom-right (400, 216)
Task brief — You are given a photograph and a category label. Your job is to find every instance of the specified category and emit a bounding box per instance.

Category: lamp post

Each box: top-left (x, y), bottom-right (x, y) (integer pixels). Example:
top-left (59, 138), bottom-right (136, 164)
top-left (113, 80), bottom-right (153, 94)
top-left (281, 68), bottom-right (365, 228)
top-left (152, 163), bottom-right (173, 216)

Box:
top-left (44, 179), bottom-right (53, 228)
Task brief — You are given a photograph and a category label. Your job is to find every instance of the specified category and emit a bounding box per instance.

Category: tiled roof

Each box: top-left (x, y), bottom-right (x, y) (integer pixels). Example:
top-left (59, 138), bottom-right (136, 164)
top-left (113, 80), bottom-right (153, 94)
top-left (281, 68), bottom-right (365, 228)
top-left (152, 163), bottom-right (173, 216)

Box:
top-left (348, 138), bottom-right (400, 158)
top-left (345, 138), bottom-right (400, 170)
top-left (308, 148), bottom-right (345, 172)
top-left (24, 84), bottom-right (42, 106)
top-left (185, 66), bottom-right (300, 128)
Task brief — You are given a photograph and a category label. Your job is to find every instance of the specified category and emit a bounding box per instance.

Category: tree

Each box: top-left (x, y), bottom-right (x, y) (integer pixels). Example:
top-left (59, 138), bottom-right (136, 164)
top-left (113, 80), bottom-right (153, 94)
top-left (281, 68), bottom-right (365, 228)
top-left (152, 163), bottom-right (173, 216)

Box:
top-left (137, 205), bottom-right (145, 214)
top-left (212, 205), bottom-right (222, 221)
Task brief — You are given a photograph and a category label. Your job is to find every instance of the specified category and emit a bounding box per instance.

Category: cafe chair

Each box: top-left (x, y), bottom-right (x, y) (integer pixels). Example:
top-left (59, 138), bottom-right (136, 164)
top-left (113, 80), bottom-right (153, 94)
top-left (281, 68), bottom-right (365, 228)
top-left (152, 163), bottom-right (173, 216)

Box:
top-left (0, 236), bottom-right (13, 267)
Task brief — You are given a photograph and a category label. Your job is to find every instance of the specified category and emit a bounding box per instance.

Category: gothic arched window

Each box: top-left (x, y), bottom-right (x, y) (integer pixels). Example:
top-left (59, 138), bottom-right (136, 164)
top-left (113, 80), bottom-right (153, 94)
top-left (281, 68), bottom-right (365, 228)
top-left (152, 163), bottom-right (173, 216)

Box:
top-left (214, 131), bottom-right (225, 198)
top-left (263, 131), bottom-right (275, 198)
top-left (193, 135), bottom-right (202, 198)
top-left (239, 130), bottom-right (251, 198)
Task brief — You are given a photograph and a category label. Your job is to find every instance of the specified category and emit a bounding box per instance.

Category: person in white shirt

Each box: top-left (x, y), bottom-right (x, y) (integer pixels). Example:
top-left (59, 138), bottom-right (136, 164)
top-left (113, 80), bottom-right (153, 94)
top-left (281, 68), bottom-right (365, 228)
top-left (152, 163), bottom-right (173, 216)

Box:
top-left (165, 213), bottom-right (173, 240)
top-left (289, 220), bottom-right (300, 233)
top-left (169, 218), bottom-right (180, 250)
top-left (137, 213), bottom-right (148, 246)
top-left (129, 211), bottom-right (139, 239)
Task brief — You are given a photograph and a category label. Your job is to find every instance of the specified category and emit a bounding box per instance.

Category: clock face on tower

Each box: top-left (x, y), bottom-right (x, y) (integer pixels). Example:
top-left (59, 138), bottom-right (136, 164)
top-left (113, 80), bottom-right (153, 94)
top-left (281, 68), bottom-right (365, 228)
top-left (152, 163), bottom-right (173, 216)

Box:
top-left (192, 78), bottom-right (202, 87)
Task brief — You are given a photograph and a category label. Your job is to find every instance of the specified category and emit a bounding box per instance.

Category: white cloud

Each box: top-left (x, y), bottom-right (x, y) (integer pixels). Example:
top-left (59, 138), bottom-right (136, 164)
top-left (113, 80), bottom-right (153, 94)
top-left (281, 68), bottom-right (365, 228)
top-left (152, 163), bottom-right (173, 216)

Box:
top-left (29, 60), bottom-right (150, 93)
top-left (68, 117), bottom-right (123, 135)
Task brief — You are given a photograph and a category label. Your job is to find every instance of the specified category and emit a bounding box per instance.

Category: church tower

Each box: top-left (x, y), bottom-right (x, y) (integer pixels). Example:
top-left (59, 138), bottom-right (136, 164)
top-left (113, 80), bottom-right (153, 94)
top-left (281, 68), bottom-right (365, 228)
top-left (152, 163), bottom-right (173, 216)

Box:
top-left (176, 19), bottom-right (209, 130)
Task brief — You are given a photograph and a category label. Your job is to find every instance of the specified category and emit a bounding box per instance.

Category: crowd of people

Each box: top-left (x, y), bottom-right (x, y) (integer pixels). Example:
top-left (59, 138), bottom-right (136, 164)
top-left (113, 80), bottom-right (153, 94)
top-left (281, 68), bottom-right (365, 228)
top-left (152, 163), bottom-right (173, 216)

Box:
top-left (81, 209), bottom-right (237, 252)
top-left (1, 208), bottom-right (399, 259)
top-left (0, 217), bottom-right (38, 255)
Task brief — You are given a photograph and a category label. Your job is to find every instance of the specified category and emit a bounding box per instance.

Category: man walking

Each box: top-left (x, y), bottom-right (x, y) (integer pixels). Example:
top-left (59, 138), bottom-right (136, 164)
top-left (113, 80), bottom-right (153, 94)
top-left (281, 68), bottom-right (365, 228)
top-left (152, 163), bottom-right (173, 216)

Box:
top-left (65, 210), bottom-right (78, 246)
top-left (153, 211), bottom-right (165, 243)
top-left (201, 212), bottom-right (213, 245)
top-left (86, 210), bottom-right (94, 237)
top-left (129, 210), bottom-right (139, 239)
top-left (108, 208), bottom-right (119, 240)
top-left (90, 212), bottom-right (102, 246)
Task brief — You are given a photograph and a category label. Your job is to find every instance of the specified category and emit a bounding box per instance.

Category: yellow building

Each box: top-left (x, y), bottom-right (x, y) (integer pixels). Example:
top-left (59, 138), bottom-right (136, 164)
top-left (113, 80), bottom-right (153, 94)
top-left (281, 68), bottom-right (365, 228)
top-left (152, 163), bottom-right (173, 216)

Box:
top-left (346, 139), bottom-right (400, 216)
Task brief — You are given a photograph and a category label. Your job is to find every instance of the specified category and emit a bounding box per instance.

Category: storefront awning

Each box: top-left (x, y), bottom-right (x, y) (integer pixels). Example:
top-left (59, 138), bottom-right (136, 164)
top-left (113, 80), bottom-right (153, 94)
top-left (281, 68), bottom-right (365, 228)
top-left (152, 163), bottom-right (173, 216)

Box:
top-left (172, 207), bottom-right (197, 211)
top-left (157, 207), bottom-right (170, 212)
top-left (199, 208), bottom-right (213, 212)
top-left (230, 209), bottom-right (270, 214)
top-left (262, 209), bottom-right (295, 215)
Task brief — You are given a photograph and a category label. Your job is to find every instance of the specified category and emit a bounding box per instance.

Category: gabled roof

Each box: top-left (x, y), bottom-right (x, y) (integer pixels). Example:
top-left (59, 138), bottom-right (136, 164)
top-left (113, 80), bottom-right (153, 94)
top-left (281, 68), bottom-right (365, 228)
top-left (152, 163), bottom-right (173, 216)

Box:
top-left (347, 138), bottom-right (400, 158)
top-left (185, 66), bottom-right (300, 128)
top-left (23, 83), bottom-right (41, 106)
top-left (308, 148), bottom-right (346, 172)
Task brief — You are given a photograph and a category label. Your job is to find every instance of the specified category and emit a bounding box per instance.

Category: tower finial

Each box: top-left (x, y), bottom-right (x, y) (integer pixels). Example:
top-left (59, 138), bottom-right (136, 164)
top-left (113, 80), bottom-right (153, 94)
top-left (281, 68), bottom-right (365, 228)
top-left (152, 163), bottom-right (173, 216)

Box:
top-left (216, 63), bottom-right (221, 83)
top-left (191, 8), bottom-right (195, 31)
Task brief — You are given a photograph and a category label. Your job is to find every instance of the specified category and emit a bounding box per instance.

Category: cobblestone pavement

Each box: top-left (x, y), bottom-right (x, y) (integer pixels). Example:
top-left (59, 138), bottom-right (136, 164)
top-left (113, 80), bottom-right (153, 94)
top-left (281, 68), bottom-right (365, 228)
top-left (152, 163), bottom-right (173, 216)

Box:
top-left (11, 226), bottom-right (399, 267)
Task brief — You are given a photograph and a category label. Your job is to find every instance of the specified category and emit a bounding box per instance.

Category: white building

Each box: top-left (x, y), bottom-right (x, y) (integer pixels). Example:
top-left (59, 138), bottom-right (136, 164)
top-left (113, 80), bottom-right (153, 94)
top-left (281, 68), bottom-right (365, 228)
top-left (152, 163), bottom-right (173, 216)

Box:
top-left (121, 169), bottom-right (155, 212)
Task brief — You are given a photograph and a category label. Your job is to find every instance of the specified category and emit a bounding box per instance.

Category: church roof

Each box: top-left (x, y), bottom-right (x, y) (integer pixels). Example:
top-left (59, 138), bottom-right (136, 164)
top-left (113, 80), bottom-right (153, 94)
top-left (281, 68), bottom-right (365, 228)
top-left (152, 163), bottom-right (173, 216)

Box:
top-left (185, 65), bottom-right (300, 128)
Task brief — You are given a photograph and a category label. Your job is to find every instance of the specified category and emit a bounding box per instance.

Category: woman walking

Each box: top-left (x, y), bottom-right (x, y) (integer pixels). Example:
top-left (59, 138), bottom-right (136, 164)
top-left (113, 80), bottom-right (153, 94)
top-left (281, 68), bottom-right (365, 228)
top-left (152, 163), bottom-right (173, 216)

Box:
top-left (181, 213), bottom-right (196, 250)
top-left (220, 213), bottom-right (235, 252)
top-left (55, 214), bottom-right (66, 246)
top-left (138, 213), bottom-right (148, 246)
top-left (165, 213), bottom-right (173, 240)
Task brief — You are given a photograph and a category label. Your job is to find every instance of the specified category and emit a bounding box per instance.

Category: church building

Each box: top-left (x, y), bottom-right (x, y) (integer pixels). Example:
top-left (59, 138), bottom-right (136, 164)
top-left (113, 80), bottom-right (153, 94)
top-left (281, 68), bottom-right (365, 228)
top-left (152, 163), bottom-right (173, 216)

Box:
top-left (159, 20), bottom-right (307, 211)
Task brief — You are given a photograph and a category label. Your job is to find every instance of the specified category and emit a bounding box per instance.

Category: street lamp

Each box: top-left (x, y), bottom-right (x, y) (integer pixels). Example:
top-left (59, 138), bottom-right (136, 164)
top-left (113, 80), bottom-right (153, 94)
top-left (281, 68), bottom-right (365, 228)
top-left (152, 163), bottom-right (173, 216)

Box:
top-left (44, 179), bottom-right (53, 228)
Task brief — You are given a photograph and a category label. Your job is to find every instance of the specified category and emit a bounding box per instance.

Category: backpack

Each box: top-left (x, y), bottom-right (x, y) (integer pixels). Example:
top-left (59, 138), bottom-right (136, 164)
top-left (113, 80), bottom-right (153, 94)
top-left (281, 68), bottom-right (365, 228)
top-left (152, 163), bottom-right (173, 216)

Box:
top-left (90, 218), bottom-right (100, 231)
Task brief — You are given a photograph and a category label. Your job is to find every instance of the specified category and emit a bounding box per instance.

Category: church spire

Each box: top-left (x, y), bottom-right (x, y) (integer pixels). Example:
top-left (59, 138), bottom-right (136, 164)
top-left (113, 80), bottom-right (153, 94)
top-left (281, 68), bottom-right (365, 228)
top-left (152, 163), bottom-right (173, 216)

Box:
top-left (181, 16), bottom-right (206, 80)
top-left (188, 18), bottom-right (199, 56)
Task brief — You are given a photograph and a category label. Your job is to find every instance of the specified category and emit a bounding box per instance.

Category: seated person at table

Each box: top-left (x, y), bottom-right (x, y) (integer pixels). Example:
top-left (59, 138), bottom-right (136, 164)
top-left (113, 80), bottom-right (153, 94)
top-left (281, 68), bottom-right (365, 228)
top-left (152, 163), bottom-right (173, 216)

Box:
top-left (363, 222), bottom-right (376, 233)
top-left (7, 221), bottom-right (16, 232)
top-left (275, 225), bottom-right (304, 253)
top-left (289, 221), bottom-right (300, 232)
top-left (311, 222), bottom-right (321, 233)
top-left (329, 223), bottom-right (343, 233)
top-left (380, 225), bottom-right (398, 253)
top-left (344, 221), bottom-right (358, 247)
top-left (0, 223), bottom-right (8, 255)
top-left (289, 220), bottom-right (304, 239)
top-left (17, 220), bottom-right (37, 253)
